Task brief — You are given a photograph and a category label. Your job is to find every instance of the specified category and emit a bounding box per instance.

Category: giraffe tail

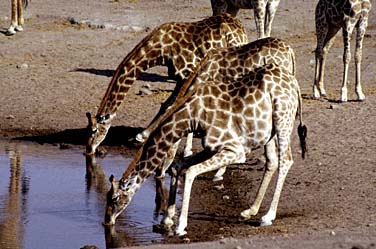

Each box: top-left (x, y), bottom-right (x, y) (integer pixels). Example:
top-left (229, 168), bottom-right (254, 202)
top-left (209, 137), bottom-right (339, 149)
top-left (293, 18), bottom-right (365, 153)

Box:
top-left (297, 86), bottom-right (307, 159)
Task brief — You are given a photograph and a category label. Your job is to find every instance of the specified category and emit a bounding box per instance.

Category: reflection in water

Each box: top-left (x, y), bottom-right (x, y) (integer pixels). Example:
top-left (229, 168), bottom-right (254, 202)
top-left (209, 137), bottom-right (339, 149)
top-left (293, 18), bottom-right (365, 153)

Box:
top-left (0, 142), bottom-right (169, 248)
top-left (0, 146), bottom-right (29, 249)
top-left (85, 154), bottom-right (108, 195)
top-left (85, 154), bottom-right (170, 248)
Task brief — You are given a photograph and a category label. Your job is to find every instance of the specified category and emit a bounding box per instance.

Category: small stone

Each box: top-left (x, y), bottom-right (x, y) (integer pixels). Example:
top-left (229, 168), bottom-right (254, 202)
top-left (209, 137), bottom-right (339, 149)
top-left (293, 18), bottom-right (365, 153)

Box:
top-left (329, 104), bottom-right (337, 110)
top-left (330, 231), bottom-right (336, 236)
top-left (6, 115), bottom-right (15, 119)
top-left (213, 184), bottom-right (224, 190)
top-left (138, 84), bottom-right (153, 96)
top-left (16, 63), bottom-right (28, 69)
top-left (131, 26), bottom-right (144, 32)
top-left (222, 195), bottom-right (230, 200)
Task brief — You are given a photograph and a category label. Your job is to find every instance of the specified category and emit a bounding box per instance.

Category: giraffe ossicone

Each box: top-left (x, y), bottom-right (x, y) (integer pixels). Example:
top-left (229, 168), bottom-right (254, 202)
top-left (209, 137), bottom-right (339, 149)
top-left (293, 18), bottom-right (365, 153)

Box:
top-left (103, 63), bottom-right (307, 236)
top-left (86, 14), bottom-right (248, 155)
top-left (313, 0), bottom-right (371, 102)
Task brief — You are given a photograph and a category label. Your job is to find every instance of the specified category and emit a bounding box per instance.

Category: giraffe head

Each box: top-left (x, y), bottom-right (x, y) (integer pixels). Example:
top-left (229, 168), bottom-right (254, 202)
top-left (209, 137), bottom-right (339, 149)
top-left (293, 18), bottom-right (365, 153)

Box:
top-left (103, 175), bottom-right (133, 226)
top-left (85, 112), bottom-right (113, 155)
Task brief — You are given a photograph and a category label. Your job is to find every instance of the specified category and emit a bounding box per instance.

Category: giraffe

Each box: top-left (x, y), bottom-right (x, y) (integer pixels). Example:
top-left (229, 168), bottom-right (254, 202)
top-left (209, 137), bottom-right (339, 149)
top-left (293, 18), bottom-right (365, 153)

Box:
top-left (6, 0), bottom-right (29, 35)
top-left (86, 14), bottom-right (248, 155)
top-left (313, 0), bottom-right (372, 102)
top-left (137, 37), bottom-right (296, 181)
top-left (102, 63), bottom-right (307, 236)
top-left (210, 0), bottom-right (281, 39)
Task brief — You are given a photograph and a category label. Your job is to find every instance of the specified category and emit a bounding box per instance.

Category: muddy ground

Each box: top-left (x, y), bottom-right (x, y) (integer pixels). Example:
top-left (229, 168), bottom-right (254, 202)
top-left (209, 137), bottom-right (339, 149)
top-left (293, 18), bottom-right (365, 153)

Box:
top-left (0, 0), bottom-right (375, 248)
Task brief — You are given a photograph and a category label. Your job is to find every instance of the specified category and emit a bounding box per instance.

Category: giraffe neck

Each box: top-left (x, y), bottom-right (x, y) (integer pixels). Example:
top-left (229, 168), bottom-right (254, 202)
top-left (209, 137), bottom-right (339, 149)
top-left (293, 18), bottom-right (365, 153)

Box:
top-left (120, 106), bottom-right (192, 192)
top-left (96, 28), bottom-right (174, 118)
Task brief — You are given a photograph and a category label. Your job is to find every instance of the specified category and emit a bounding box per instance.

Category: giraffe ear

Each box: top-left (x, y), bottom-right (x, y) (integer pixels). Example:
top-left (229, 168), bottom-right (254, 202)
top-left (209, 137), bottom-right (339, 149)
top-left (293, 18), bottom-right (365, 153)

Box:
top-left (109, 174), bottom-right (115, 183)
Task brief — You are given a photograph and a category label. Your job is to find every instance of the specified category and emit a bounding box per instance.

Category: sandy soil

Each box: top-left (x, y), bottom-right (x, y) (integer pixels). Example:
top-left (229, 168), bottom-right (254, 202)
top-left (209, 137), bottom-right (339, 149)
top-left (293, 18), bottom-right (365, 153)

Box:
top-left (1, 0), bottom-right (375, 248)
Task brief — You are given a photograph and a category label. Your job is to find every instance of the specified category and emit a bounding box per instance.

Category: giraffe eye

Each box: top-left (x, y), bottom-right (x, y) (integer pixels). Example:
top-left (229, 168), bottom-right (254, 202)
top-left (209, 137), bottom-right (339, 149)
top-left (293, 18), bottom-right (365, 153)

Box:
top-left (112, 195), bottom-right (120, 203)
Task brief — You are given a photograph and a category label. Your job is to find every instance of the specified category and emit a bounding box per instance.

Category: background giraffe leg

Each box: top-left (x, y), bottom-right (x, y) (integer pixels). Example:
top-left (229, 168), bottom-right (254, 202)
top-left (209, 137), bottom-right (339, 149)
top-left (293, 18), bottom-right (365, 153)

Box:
top-left (354, 17), bottom-right (369, 101)
top-left (340, 23), bottom-right (356, 102)
top-left (252, 0), bottom-right (267, 38)
top-left (210, 0), bottom-right (228, 16)
top-left (7, 0), bottom-right (18, 35)
top-left (314, 22), bottom-right (340, 99)
top-left (15, 0), bottom-right (24, 32)
top-left (264, 0), bottom-right (280, 37)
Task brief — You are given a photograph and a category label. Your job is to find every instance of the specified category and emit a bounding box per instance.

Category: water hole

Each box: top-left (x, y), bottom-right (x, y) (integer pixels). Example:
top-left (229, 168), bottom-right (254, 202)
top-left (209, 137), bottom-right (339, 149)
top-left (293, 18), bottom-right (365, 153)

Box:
top-left (0, 139), bottom-right (171, 249)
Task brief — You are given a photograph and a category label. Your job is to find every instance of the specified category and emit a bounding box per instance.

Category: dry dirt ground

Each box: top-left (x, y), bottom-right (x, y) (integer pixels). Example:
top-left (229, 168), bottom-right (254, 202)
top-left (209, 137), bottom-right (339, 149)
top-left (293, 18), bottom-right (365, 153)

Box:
top-left (0, 0), bottom-right (376, 248)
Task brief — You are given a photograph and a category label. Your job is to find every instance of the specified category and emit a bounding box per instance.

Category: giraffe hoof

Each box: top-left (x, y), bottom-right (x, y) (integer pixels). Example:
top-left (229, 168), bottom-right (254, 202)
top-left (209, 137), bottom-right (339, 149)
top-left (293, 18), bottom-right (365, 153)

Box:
top-left (175, 229), bottom-right (187, 236)
top-left (135, 133), bottom-right (145, 143)
top-left (212, 175), bottom-right (223, 182)
top-left (6, 29), bottom-right (16, 36)
top-left (15, 25), bottom-right (23, 32)
top-left (260, 219), bottom-right (273, 226)
top-left (183, 150), bottom-right (193, 158)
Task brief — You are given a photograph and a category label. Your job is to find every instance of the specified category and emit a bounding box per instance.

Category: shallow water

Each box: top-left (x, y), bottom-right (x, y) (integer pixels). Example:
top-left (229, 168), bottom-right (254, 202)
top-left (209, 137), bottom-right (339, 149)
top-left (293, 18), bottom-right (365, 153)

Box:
top-left (0, 140), bottom-right (168, 249)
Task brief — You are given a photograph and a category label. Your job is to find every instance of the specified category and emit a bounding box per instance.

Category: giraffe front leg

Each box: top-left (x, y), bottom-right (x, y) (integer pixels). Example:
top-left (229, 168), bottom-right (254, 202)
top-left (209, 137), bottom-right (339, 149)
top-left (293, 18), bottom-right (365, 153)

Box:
top-left (240, 138), bottom-right (277, 220)
top-left (161, 164), bottom-right (181, 228)
top-left (15, 0), bottom-right (24, 32)
top-left (7, 0), bottom-right (18, 35)
top-left (183, 133), bottom-right (193, 157)
top-left (354, 18), bottom-right (368, 102)
top-left (340, 24), bottom-right (356, 103)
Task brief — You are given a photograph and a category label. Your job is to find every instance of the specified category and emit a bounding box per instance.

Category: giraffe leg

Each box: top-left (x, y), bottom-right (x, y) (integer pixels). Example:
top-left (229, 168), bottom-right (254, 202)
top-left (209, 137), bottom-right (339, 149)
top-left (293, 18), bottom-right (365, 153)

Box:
top-left (340, 22), bottom-right (356, 103)
top-left (253, 0), bottom-right (267, 39)
top-left (183, 133), bottom-right (193, 157)
top-left (264, 0), bottom-right (280, 37)
top-left (161, 163), bottom-right (183, 227)
top-left (7, 0), bottom-right (18, 35)
top-left (353, 16), bottom-right (369, 102)
top-left (260, 146), bottom-right (293, 226)
top-left (313, 15), bottom-right (340, 99)
top-left (175, 147), bottom-right (245, 236)
top-left (240, 137), bottom-right (278, 220)
top-left (210, 0), bottom-right (228, 16)
top-left (15, 0), bottom-right (24, 32)
top-left (154, 175), bottom-right (168, 218)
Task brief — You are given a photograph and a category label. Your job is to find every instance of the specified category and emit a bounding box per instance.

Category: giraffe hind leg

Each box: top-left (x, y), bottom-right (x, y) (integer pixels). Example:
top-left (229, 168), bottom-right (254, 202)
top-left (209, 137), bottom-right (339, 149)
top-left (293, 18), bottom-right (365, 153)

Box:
top-left (240, 137), bottom-right (278, 220)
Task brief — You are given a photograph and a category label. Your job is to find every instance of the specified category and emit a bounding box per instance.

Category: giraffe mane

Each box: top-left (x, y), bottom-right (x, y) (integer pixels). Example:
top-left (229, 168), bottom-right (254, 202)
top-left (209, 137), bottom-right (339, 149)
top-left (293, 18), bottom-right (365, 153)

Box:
top-left (121, 55), bottom-right (210, 180)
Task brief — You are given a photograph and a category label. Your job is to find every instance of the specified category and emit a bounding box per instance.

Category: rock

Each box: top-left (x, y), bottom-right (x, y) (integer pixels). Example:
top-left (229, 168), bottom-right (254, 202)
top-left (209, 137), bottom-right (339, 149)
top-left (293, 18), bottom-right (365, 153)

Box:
top-left (214, 184), bottom-right (224, 190)
top-left (16, 63), bottom-right (28, 69)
